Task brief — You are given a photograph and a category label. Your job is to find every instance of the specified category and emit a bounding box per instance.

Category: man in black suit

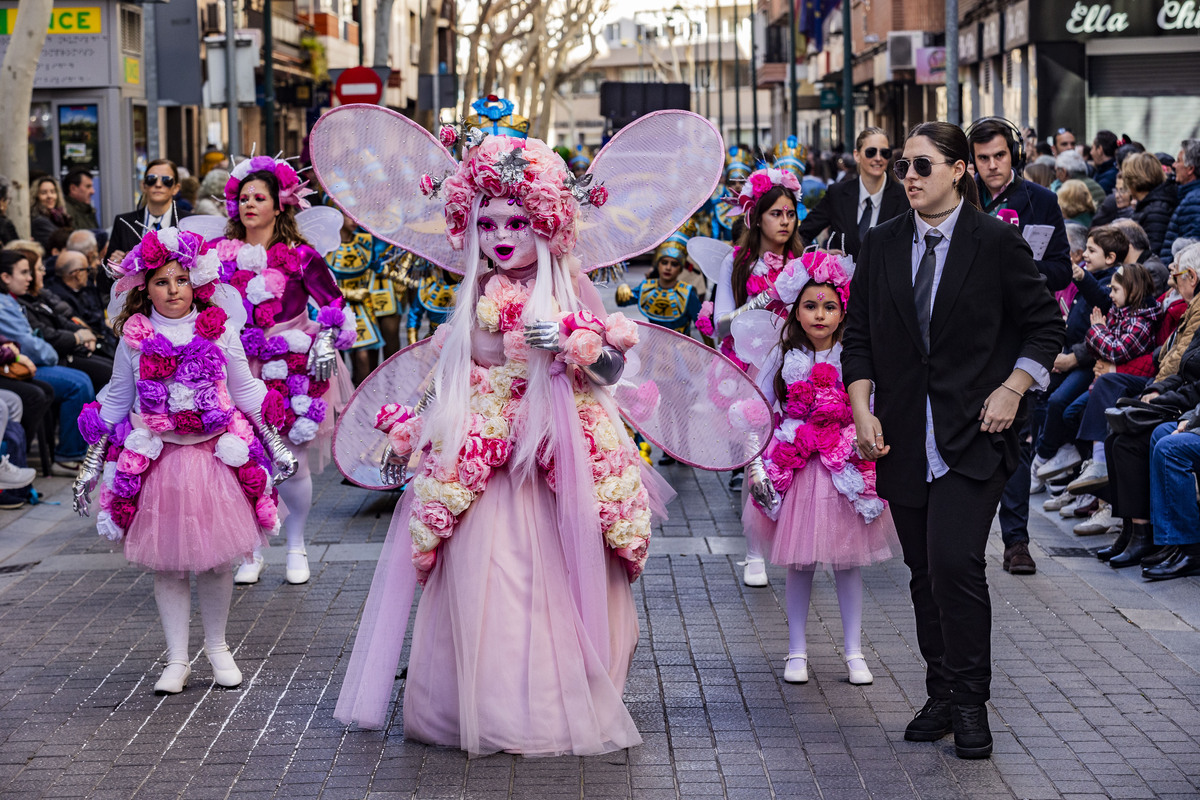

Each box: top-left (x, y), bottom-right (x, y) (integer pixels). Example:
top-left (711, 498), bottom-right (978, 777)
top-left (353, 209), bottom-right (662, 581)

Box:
top-left (843, 122), bottom-right (1063, 760)
top-left (798, 127), bottom-right (909, 258)
top-left (968, 118), bottom-right (1073, 576)
top-left (107, 159), bottom-right (188, 266)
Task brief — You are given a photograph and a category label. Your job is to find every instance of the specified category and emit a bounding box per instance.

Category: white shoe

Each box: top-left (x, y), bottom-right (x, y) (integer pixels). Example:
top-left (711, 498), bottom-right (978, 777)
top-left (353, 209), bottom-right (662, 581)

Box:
top-left (0, 455), bottom-right (35, 490)
top-left (741, 556), bottom-right (768, 587)
top-left (1043, 489), bottom-right (1073, 512)
top-left (204, 643), bottom-right (242, 688)
top-left (1060, 493), bottom-right (1095, 519)
top-left (233, 553), bottom-right (265, 585)
top-left (1074, 503), bottom-right (1116, 536)
top-left (285, 548), bottom-right (310, 585)
top-left (783, 652), bottom-right (808, 683)
top-left (1029, 455), bottom-right (1047, 494)
top-left (154, 660), bottom-right (191, 695)
top-left (1067, 459), bottom-right (1108, 495)
top-left (845, 652), bottom-right (874, 685)
top-left (1036, 444), bottom-right (1082, 480)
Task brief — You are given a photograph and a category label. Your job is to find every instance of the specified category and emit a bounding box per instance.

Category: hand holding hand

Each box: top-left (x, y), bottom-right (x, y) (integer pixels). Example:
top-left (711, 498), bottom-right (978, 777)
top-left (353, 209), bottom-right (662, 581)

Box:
top-left (854, 411), bottom-right (889, 461)
top-left (1053, 352), bottom-right (1077, 373)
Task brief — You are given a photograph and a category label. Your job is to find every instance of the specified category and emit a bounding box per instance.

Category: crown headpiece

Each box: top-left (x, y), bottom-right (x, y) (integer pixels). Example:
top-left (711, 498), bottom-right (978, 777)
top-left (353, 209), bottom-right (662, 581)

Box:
top-left (654, 218), bottom-right (697, 264)
top-left (773, 136), bottom-right (808, 179)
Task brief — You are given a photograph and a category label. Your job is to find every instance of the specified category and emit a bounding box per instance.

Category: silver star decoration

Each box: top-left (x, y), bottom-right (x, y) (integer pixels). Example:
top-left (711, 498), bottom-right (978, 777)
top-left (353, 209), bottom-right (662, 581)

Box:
top-left (497, 148), bottom-right (531, 185)
top-left (564, 173), bottom-right (594, 203)
top-left (425, 172), bottom-right (451, 198)
top-left (464, 126), bottom-right (487, 149)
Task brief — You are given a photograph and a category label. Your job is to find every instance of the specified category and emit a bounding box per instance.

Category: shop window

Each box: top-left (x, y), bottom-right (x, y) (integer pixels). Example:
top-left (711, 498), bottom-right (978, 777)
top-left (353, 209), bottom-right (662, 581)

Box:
top-left (27, 103), bottom-right (53, 178)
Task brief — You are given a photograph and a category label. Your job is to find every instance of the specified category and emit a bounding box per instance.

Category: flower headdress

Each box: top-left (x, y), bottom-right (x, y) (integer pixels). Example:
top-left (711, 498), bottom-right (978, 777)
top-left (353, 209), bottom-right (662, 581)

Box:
top-left (112, 228), bottom-right (222, 299)
top-left (223, 154), bottom-right (315, 219)
top-left (738, 167), bottom-right (802, 214)
top-left (773, 250), bottom-right (854, 310)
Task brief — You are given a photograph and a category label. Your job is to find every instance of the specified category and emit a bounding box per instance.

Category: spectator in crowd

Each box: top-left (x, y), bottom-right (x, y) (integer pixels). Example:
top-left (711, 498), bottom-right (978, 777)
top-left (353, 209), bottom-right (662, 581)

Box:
top-left (1161, 139), bottom-right (1200, 263)
top-left (1023, 163), bottom-right (1055, 188)
top-left (1125, 152), bottom-right (1179, 255)
top-left (0, 176), bottom-right (18, 246)
top-left (62, 169), bottom-right (99, 231)
top-left (1091, 131), bottom-right (1120, 193)
top-left (195, 168), bottom-right (230, 216)
top-left (65, 229), bottom-right (100, 271)
top-left (42, 249), bottom-right (113, 354)
top-left (42, 227), bottom-right (71, 275)
top-left (1054, 150), bottom-right (1106, 209)
top-left (0, 385), bottom-right (38, 509)
top-left (1057, 180), bottom-right (1096, 227)
top-left (29, 176), bottom-right (73, 250)
top-left (1053, 127), bottom-right (1077, 155)
top-left (0, 334), bottom-right (55, 477)
top-left (0, 250), bottom-right (94, 471)
top-left (177, 175), bottom-right (199, 215)
top-left (1112, 218), bottom-right (1169, 296)
top-left (1095, 173), bottom-right (1136, 226)
top-left (3, 241), bottom-right (112, 391)
top-left (108, 159), bottom-right (187, 264)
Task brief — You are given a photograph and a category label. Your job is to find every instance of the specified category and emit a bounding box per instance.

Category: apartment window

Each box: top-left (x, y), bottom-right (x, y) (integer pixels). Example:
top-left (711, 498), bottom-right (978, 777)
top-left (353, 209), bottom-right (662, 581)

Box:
top-left (605, 23), bottom-right (620, 41)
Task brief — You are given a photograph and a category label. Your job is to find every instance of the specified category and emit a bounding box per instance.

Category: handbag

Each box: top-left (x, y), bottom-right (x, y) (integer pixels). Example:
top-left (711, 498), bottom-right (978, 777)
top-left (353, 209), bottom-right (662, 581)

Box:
top-left (1104, 397), bottom-right (1176, 436)
top-left (1, 360), bottom-right (33, 380)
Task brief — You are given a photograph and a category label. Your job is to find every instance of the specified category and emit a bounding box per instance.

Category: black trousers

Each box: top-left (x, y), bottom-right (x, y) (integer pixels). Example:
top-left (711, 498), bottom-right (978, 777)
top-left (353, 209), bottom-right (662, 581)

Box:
top-left (889, 467), bottom-right (1010, 706)
top-left (1106, 430), bottom-right (1153, 520)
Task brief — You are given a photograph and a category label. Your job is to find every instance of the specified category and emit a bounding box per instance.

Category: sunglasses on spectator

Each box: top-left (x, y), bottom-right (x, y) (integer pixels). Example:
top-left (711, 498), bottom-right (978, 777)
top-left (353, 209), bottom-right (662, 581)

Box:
top-left (862, 147), bottom-right (892, 160)
top-left (893, 157), bottom-right (953, 180)
top-left (143, 175), bottom-right (175, 187)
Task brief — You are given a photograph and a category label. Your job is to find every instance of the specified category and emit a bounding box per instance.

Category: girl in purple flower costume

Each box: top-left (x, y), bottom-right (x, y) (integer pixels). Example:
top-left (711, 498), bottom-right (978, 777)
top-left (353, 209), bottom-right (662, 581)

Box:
top-left (213, 155), bottom-right (356, 586)
top-left (71, 228), bottom-right (298, 695)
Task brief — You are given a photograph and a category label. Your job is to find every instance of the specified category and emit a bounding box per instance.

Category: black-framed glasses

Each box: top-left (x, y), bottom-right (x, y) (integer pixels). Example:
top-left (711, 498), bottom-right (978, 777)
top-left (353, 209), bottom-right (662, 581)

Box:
top-left (862, 147), bottom-right (892, 160)
top-left (144, 174), bottom-right (175, 187)
top-left (893, 157), bottom-right (953, 180)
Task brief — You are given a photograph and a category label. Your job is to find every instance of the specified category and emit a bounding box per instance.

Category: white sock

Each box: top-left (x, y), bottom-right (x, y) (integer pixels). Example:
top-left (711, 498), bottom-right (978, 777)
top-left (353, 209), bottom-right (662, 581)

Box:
top-left (1092, 441), bottom-right (1105, 463)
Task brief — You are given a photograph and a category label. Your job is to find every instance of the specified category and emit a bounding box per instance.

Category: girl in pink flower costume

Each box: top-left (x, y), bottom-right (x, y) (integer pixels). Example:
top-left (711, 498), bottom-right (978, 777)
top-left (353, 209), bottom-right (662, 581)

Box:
top-left (217, 156), bottom-right (356, 586)
top-left (70, 228), bottom-right (298, 696)
top-left (742, 253), bottom-right (900, 686)
top-left (704, 167), bottom-right (806, 587)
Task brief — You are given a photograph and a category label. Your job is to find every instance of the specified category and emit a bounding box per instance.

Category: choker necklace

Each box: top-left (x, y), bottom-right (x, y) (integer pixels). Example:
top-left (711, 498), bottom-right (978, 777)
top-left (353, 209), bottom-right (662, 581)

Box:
top-left (919, 206), bottom-right (955, 222)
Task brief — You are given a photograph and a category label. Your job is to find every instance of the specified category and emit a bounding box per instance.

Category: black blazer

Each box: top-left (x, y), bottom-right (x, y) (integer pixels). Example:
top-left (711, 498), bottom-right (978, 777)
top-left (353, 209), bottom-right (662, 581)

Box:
top-left (841, 203), bottom-right (1064, 505)
top-left (798, 177), bottom-right (909, 258)
top-left (108, 206), bottom-right (188, 258)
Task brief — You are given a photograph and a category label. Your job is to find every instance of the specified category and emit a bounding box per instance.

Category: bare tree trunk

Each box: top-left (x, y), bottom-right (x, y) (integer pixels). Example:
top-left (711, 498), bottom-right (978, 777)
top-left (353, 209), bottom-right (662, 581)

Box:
top-left (417, 0), bottom-right (444, 131)
top-left (0, 0), bottom-right (53, 238)
top-left (373, 0), bottom-right (395, 68)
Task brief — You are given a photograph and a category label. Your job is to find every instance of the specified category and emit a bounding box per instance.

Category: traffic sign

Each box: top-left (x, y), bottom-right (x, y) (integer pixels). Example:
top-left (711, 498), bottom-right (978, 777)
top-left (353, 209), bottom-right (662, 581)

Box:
top-left (334, 66), bottom-right (383, 105)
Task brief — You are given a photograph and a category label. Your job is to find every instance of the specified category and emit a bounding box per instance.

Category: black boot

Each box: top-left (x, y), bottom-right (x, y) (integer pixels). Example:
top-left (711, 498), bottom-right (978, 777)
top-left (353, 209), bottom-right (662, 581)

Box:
top-left (951, 704), bottom-right (993, 759)
top-left (1096, 519), bottom-right (1132, 562)
top-left (1141, 545), bottom-right (1179, 567)
top-left (1109, 522), bottom-right (1154, 568)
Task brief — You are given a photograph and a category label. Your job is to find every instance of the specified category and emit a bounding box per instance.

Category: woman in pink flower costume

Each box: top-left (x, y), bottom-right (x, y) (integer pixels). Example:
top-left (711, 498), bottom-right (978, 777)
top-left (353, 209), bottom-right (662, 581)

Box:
top-left (215, 156), bottom-right (357, 587)
top-left (70, 228), bottom-right (298, 696)
top-left (741, 253), bottom-right (900, 687)
top-left (308, 103), bottom-right (767, 756)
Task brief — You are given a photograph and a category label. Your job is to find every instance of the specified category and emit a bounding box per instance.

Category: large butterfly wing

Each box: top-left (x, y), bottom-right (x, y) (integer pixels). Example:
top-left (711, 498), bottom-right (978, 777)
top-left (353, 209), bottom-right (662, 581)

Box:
top-left (308, 104), bottom-right (462, 273)
top-left (614, 323), bottom-right (771, 470)
top-left (686, 236), bottom-right (733, 285)
top-left (576, 111), bottom-right (724, 273)
top-left (332, 338), bottom-right (440, 489)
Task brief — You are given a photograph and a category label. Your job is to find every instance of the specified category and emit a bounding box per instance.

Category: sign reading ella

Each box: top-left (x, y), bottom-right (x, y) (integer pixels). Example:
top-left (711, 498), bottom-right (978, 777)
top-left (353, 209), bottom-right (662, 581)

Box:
top-left (1034, 0), bottom-right (1200, 39)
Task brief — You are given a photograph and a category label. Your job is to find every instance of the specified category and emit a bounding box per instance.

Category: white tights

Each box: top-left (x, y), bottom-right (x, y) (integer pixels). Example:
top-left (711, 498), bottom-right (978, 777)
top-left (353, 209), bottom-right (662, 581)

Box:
top-left (154, 569), bottom-right (234, 662)
top-left (785, 566), bottom-right (865, 667)
top-left (274, 473), bottom-right (313, 553)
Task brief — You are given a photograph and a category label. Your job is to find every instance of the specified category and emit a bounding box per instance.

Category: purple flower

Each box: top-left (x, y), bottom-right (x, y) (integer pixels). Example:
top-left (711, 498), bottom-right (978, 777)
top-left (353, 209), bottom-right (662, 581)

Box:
top-left (261, 336), bottom-right (289, 359)
top-left (141, 334), bottom-right (176, 359)
top-left (306, 398), bottom-right (327, 424)
top-left (176, 350), bottom-right (226, 388)
top-left (136, 380), bottom-right (169, 412)
top-left (201, 408), bottom-right (234, 432)
top-left (316, 305), bottom-right (346, 328)
top-left (248, 155), bottom-right (277, 172)
top-left (286, 374), bottom-right (310, 397)
top-left (241, 327), bottom-right (265, 359)
top-left (193, 384), bottom-right (221, 412)
top-left (335, 329), bottom-right (357, 350)
top-left (77, 402), bottom-right (111, 445)
top-left (111, 471), bottom-right (142, 499)
top-left (113, 419), bottom-right (134, 446)
top-left (247, 438), bottom-right (266, 465)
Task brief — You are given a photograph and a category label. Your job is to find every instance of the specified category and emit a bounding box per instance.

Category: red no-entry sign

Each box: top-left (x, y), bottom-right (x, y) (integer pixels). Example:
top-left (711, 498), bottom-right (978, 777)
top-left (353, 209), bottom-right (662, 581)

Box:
top-left (334, 66), bottom-right (384, 105)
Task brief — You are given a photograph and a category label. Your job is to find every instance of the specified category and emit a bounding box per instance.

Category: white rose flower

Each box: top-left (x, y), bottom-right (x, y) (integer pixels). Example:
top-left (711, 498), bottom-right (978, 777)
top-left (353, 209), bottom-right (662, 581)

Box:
top-left (123, 428), bottom-right (164, 459)
top-left (479, 416), bottom-right (509, 440)
top-left (596, 475), bottom-right (632, 503)
top-left (213, 433), bottom-right (250, 467)
top-left (156, 227), bottom-right (180, 252)
top-left (158, 321), bottom-right (194, 347)
top-left (593, 420), bottom-right (619, 451)
top-left (230, 160), bottom-right (252, 181)
top-left (167, 383), bottom-right (196, 413)
top-left (288, 417), bottom-right (320, 444)
top-left (280, 329), bottom-right (312, 354)
top-left (781, 349), bottom-right (813, 386)
top-left (476, 297), bottom-right (500, 332)
top-left (414, 475), bottom-right (438, 504)
top-left (245, 275), bottom-right (274, 305)
top-left (605, 519), bottom-right (638, 548)
top-left (291, 394), bottom-right (313, 415)
top-left (409, 517), bottom-right (440, 553)
top-left (237, 243), bottom-right (268, 273)
top-left (436, 481), bottom-right (475, 515)
top-left (261, 359), bottom-right (289, 380)
top-left (777, 418), bottom-right (801, 444)
top-left (632, 507), bottom-right (652, 536)
top-left (190, 251), bottom-right (221, 286)
top-left (96, 511), bottom-right (124, 542)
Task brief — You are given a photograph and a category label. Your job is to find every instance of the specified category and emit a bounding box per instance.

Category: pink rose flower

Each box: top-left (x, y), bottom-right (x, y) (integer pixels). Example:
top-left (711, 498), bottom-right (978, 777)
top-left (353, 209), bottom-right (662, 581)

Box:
top-left (216, 238), bottom-right (242, 263)
top-left (439, 124), bottom-right (458, 148)
top-left (562, 329), bottom-right (603, 366)
top-left (457, 457), bottom-right (491, 492)
top-left (238, 464), bottom-right (268, 499)
top-left (412, 546), bottom-right (437, 582)
top-left (116, 450), bottom-right (150, 475)
top-left (417, 500), bottom-right (456, 533)
top-left (810, 363), bottom-right (839, 388)
top-left (375, 403), bottom-right (413, 432)
top-left (255, 496), bottom-right (278, 529)
top-left (227, 412), bottom-right (254, 442)
top-left (122, 314), bottom-right (155, 350)
top-left (792, 424), bottom-right (819, 459)
top-left (428, 457), bottom-right (458, 483)
top-left (262, 268), bottom-right (287, 299)
top-left (604, 312), bottom-right (639, 352)
top-left (748, 172), bottom-right (774, 196)
top-left (387, 418), bottom-right (422, 457)
top-left (562, 309), bottom-right (604, 335)
top-left (502, 330), bottom-right (531, 362)
top-left (141, 413), bottom-right (175, 433)
top-left (261, 390), bottom-right (287, 428)
top-left (480, 437), bottom-right (510, 468)
top-left (139, 233), bottom-right (169, 268)
top-left (765, 459), bottom-right (794, 494)
top-left (194, 306), bottom-right (228, 340)
top-left (588, 185), bottom-right (609, 206)
top-left (431, 323), bottom-right (451, 351)
top-left (696, 302), bottom-right (715, 336)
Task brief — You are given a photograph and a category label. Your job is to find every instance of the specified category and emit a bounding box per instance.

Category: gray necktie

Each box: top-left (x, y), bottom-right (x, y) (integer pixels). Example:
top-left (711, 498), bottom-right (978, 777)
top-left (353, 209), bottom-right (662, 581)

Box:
top-left (858, 198), bottom-right (873, 242)
top-left (914, 230), bottom-right (942, 351)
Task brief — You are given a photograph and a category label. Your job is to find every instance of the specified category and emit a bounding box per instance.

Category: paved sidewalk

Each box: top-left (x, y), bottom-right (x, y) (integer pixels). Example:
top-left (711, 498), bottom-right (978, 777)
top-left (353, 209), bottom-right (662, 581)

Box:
top-left (1, 465), bottom-right (1199, 799)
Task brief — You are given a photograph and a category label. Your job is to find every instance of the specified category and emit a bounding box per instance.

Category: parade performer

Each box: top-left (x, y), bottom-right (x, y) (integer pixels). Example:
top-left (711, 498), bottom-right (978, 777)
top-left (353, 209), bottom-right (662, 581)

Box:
top-left (309, 102), bottom-right (770, 755)
top-left (740, 253), bottom-right (899, 686)
top-left (203, 154), bottom-right (355, 587)
top-left (773, 136), bottom-right (808, 181)
top-left (710, 147), bottom-right (754, 241)
top-left (327, 209), bottom-right (405, 384)
top-left (615, 223), bottom-right (702, 335)
top-left (405, 265), bottom-right (459, 343)
top-left (71, 228), bottom-right (298, 694)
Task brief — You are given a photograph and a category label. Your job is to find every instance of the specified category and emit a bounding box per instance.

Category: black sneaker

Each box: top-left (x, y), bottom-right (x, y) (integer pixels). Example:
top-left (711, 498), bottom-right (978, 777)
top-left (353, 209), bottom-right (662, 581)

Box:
top-left (904, 697), bottom-right (953, 742)
top-left (951, 703), bottom-right (993, 759)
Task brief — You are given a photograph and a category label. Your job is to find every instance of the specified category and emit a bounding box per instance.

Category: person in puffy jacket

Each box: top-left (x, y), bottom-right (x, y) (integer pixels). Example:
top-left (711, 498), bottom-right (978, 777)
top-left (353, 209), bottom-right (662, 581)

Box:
top-left (1125, 153), bottom-right (1178, 255)
top-left (1161, 139), bottom-right (1200, 263)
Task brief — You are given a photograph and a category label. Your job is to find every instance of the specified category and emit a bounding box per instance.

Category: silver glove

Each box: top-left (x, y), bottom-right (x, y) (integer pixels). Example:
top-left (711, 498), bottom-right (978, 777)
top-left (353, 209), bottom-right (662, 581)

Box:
top-left (414, 382), bottom-right (437, 414)
top-left (72, 435), bottom-right (110, 517)
top-left (524, 320), bottom-right (562, 353)
top-left (250, 410), bottom-right (300, 485)
top-left (380, 444), bottom-right (409, 486)
top-left (715, 290), bottom-right (774, 342)
top-left (307, 328), bottom-right (339, 381)
top-left (581, 346), bottom-right (626, 386)
top-left (747, 457), bottom-right (780, 518)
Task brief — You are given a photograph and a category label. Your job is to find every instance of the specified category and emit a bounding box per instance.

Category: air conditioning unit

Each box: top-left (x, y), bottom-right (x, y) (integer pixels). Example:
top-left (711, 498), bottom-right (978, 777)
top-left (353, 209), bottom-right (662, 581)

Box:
top-left (887, 32), bottom-right (926, 71)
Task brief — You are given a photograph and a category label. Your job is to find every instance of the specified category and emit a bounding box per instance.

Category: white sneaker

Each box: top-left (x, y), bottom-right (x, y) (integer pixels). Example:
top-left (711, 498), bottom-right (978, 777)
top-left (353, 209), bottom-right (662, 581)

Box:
top-left (783, 652), bottom-right (808, 683)
top-left (1036, 444), bottom-right (1082, 480)
top-left (1043, 489), bottom-right (1073, 512)
top-left (1060, 493), bottom-right (1095, 519)
top-left (1030, 456), bottom-right (1047, 494)
top-left (234, 553), bottom-right (265, 585)
top-left (1074, 503), bottom-right (1116, 536)
top-left (0, 455), bottom-right (35, 490)
top-left (741, 556), bottom-right (768, 587)
top-left (1067, 459), bottom-right (1108, 495)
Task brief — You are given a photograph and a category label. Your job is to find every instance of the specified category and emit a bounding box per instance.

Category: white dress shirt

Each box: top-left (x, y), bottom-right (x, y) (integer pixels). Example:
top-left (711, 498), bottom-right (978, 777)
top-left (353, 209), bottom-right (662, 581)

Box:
top-left (858, 179), bottom-right (885, 230)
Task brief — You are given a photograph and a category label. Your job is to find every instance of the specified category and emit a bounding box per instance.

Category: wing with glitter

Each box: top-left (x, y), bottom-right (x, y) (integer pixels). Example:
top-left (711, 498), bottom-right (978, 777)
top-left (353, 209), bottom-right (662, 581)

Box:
top-left (614, 322), bottom-right (771, 470)
top-left (295, 205), bottom-right (346, 257)
top-left (576, 111), bottom-right (725, 273)
top-left (686, 236), bottom-right (733, 285)
top-left (308, 104), bottom-right (462, 272)
top-left (332, 338), bottom-right (441, 489)
top-left (730, 310), bottom-right (785, 369)
top-left (176, 214), bottom-right (228, 242)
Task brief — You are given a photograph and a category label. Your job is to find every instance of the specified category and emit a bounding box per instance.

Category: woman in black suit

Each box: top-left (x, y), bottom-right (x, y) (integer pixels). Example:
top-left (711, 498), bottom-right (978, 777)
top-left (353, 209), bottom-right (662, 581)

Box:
top-left (842, 122), bottom-right (1063, 760)
top-left (797, 127), bottom-right (909, 258)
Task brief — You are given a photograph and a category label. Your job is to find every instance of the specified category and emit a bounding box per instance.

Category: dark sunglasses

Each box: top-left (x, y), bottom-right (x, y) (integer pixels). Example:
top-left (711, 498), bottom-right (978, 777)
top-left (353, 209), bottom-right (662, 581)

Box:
top-left (144, 174), bottom-right (176, 187)
top-left (862, 147), bottom-right (892, 160)
top-left (892, 157), bottom-right (954, 180)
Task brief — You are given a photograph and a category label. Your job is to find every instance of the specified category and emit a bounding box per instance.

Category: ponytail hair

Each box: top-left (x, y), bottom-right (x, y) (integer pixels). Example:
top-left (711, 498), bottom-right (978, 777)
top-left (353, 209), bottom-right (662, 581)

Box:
top-left (906, 122), bottom-right (981, 210)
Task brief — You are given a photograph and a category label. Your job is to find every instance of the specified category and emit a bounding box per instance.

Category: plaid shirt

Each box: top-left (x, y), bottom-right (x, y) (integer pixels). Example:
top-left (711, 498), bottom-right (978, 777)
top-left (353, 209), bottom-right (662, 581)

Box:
top-left (1085, 302), bottom-right (1163, 364)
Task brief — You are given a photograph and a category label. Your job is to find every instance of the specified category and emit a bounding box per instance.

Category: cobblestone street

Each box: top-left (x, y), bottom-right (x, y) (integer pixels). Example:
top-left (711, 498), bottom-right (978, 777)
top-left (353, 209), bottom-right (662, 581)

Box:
top-left (1, 463), bottom-right (1199, 799)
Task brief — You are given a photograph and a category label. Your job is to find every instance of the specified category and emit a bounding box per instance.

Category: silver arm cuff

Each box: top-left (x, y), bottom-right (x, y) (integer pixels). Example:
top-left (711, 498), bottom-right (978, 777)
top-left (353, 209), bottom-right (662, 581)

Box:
top-left (715, 291), bottom-right (773, 341)
top-left (581, 346), bottom-right (625, 386)
top-left (415, 382), bottom-right (437, 414)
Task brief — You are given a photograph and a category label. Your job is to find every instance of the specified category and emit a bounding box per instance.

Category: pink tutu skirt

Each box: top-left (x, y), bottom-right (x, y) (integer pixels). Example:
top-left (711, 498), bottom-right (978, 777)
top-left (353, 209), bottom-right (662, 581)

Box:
top-left (123, 437), bottom-right (268, 574)
top-left (744, 461), bottom-right (901, 570)
top-left (402, 465), bottom-right (642, 757)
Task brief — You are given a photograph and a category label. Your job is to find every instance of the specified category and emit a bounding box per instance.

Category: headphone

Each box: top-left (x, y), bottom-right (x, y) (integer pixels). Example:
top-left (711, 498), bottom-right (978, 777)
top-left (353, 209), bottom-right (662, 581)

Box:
top-left (964, 116), bottom-right (1027, 169)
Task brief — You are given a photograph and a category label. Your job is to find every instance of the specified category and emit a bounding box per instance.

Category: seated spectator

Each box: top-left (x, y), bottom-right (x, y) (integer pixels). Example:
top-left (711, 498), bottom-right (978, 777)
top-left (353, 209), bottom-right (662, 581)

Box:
top-left (1055, 150), bottom-right (1107, 210)
top-left (42, 226), bottom-right (72, 275)
top-left (65, 229), bottom-right (110, 301)
top-left (0, 250), bottom-right (94, 470)
top-left (0, 387), bottom-right (37, 509)
top-left (1161, 139), bottom-right (1200, 263)
top-left (3, 241), bottom-right (112, 391)
top-left (1091, 131), bottom-right (1120, 194)
top-left (1112, 218), bottom-right (1169, 296)
top-left (0, 334), bottom-right (55, 455)
top-left (29, 176), bottom-right (73, 250)
top-left (63, 168), bottom-right (98, 231)
top-left (0, 176), bottom-right (18, 246)
top-left (1023, 163), bottom-right (1055, 189)
top-left (42, 249), bottom-right (114, 354)
top-left (1125, 152), bottom-right (1179, 255)
top-left (1058, 179), bottom-right (1096, 227)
